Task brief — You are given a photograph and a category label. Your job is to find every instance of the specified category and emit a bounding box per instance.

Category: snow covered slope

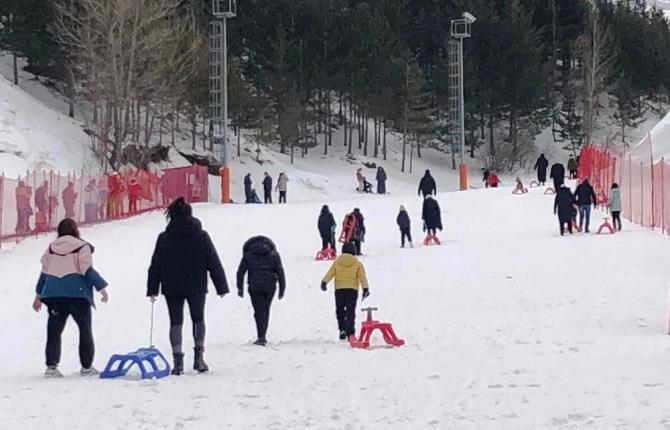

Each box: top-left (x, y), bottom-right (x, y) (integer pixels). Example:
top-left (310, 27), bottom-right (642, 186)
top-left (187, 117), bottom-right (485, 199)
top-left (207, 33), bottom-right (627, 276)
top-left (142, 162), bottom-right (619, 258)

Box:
top-left (0, 73), bottom-right (94, 177)
top-left (1, 183), bottom-right (670, 429)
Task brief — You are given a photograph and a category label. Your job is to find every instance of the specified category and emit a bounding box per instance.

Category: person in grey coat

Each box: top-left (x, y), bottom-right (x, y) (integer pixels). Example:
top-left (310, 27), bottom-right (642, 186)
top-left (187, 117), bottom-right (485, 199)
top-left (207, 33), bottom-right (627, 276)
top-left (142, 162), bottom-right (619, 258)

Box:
top-left (276, 173), bottom-right (289, 203)
top-left (608, 183), bottom-right (622, 231)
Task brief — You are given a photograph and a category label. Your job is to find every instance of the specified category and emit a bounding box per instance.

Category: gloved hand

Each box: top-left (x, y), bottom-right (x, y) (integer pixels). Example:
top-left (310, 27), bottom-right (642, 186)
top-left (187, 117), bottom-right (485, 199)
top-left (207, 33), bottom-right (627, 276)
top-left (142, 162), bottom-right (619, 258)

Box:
top-left (237, 287), bottom-right (244, 298)
top-left (278, 290), bottom-right (285, 300)
top-left (362, 289), bottom-right (370, 300)
top-left (320, 281), bottom-right (327, 292)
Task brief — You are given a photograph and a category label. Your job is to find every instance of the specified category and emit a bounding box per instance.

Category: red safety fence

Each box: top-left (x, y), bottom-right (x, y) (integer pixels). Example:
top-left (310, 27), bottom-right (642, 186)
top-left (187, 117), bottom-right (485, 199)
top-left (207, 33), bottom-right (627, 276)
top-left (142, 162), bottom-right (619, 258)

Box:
top-left (578, 134), bottom-right (670, 232)
top-left (0, 165), bottom-right (209, 246)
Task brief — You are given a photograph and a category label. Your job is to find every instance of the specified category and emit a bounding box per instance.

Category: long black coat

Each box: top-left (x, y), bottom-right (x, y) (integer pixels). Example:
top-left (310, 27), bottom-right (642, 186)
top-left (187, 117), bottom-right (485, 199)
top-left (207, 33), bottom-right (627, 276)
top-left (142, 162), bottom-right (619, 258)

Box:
top-left (535, 156), bottom-right (549, 182)
top-left (418, 172), bottom-right (437, 196)
top-left (396, 210), bottom-right (411, 230)
top-left (244, 175), bottom-right (252, 199)
top-left (376, 168), bottom-right (387, 194)
top-left (147, 216), bottom-right (229, 296)
top-left (236, 236), bottom-right (286, 294)
top-left (262, 176), bottom-right (273, 194)
top-left (318, 211), bottom-right (336, 239)
top-left (554, 187), bottom-right (576, 220)
top-left (352, 210), bottom-right (366, 241)
top-left (422, 198), bottom-right (443, 230)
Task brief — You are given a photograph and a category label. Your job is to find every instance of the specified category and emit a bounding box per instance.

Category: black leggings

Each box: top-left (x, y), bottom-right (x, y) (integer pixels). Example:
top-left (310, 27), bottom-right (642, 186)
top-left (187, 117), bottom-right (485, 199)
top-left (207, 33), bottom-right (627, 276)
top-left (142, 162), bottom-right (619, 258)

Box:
top-left (165, 292), bottom-right (206, 353)
top-left (43, 298), bottom-right (94, 368)
top-left (279, 191), bottom-right (287, 203)
top-left (264, 191), bottom-right (272, 204)
top-left (250, 289), bottom-right (275, 340)
top-left (612, 211), bottom-right (622, 231)
top-left (335, 289), bottom-right (358, 336)
top-left (400, 228), bottom-right (412, 246)
top-left (353, 240), bottom-right (362, 255)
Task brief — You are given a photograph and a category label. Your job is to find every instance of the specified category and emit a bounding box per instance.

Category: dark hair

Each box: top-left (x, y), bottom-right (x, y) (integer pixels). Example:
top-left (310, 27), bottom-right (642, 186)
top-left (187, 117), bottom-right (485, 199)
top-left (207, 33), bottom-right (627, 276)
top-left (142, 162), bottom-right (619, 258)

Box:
top-left (57, 218), bottom-right (80, 238)
top-left (321, 204), bottom-right (330, 214)
top-left (342, 242), bottom-right (357, 255)
top-left (165, 197), bottom-right (192, 221)
top-left (612, 182), bottom-right (619, 189)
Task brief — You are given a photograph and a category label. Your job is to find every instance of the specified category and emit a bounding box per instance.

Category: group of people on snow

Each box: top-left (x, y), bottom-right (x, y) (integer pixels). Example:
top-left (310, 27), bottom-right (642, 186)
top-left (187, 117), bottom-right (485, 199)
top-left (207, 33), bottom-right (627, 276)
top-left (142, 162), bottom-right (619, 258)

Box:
top-left (244, 172), bottom-right (289, 204)
top-left (553, 177), bottom-right (621, 235)
top-left (356, 166), bottom-right (388, 194)
top-left (534, 153), bottom-right (580, 191)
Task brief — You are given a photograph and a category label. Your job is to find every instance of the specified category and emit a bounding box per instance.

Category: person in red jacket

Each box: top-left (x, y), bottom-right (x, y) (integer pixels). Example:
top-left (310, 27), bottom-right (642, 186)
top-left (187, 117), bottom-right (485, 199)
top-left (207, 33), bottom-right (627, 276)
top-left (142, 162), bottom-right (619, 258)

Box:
top-left (486, 172), bottom-right (500, 188)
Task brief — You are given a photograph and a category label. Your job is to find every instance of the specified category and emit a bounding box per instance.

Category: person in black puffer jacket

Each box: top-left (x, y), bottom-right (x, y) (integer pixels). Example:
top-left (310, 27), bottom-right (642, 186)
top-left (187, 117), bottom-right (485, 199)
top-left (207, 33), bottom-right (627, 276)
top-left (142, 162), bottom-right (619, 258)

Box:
top-left (318, 205), bottom-right (337, 251)
top-left (396, 205), bottom-right (413, 248)
top-left (147, 197), bottom-right (229, 375)
top-left (236, 236), bottom-right (286, 346)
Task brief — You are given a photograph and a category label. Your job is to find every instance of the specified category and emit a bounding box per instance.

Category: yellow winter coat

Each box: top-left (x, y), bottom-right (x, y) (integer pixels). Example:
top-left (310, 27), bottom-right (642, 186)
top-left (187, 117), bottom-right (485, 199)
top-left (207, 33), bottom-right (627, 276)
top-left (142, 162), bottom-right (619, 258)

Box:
top-left (322, 254), bottom-right (369, 290)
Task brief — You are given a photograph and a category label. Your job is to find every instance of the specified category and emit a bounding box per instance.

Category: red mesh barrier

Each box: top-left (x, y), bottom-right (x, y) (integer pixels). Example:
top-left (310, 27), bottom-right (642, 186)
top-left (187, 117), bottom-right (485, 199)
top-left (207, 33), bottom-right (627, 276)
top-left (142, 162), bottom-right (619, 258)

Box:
top-left (0, 165), bottom-right (209, 245)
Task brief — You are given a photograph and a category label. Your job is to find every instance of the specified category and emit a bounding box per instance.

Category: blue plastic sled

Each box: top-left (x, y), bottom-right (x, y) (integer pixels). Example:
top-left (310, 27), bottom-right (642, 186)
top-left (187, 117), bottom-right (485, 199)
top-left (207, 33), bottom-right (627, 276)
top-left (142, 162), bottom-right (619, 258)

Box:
top-left (100, 347), bottom-right (171, 380)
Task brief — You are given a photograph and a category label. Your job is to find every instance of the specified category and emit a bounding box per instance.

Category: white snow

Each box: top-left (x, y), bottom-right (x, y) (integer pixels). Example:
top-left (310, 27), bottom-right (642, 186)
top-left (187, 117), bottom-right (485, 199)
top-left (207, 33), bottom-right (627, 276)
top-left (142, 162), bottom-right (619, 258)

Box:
top-left (1, 182), bottom-right (670, 429)
top-left (637, 110), bottom-right (670, 161)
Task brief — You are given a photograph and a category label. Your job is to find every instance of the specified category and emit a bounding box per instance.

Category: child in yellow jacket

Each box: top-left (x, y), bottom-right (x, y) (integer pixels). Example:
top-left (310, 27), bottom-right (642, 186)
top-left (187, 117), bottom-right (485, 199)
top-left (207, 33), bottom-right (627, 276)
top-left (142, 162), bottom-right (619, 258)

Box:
top-left (321, 242), bottom-right (370, 340)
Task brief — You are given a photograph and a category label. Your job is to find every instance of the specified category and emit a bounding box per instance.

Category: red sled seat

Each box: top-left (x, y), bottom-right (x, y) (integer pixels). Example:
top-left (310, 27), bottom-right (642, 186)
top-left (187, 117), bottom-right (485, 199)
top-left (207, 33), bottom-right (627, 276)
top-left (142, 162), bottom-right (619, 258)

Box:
top-left (349, 307), bottom-right (405, 349)
top-left (315, 247), bottom-right (336, 261)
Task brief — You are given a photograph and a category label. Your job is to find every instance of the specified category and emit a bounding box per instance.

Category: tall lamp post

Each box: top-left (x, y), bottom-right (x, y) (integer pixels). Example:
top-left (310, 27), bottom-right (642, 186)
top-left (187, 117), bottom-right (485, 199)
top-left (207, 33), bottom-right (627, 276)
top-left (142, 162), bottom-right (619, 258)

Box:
top-left (450, 12), bottom-right (476, 191)
top-left (211, 0), bottom-right (236, 203)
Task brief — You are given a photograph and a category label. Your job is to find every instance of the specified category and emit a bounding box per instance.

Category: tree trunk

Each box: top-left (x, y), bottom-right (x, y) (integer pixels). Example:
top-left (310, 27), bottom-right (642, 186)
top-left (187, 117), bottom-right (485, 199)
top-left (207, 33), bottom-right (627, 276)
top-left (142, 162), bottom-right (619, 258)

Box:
top-left (489, 113), bottom-right (495, 156)
top-left (338, 92), bottom-right (343, 125)
top-left (373, 118), bottom-right (379, 158)
top-left (410, 138), bottom-right (414, 174)
top-left (417, 138), bottom-right (421, 158)
top-left (171, 112), bottom-right (175, 146)
top-left (383, 120), bottom-right (387, 161)
top-left (237, 127), bottom-right (242, 157)
top-left (191, 111), bottom-right (197, 150)
top-left (363, 113), bottom-right (368, 156)
top-left (12, 51), bottom-right (18, 86)
top-left (348, 98), bottom-right (353, 155)
top-left (327, 92), bottom-right (333, 147)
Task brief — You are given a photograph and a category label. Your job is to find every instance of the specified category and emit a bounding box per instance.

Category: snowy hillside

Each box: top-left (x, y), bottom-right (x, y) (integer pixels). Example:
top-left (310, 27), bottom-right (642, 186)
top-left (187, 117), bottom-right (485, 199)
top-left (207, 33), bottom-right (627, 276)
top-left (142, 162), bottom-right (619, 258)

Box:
top-left (2, 181), bottom-right (670, 429)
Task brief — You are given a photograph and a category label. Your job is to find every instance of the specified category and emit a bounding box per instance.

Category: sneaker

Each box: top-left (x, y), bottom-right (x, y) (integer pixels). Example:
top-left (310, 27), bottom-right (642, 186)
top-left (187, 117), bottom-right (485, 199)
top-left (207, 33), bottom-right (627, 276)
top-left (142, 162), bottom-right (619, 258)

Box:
top-left (80, 367), bottom-right (99, 377)
top-left (45, 366), bottom-right (63, 378)
top-left (253, 338), bottom-right (267, 347)
top-left (339, 331), bottom-right (347, 340)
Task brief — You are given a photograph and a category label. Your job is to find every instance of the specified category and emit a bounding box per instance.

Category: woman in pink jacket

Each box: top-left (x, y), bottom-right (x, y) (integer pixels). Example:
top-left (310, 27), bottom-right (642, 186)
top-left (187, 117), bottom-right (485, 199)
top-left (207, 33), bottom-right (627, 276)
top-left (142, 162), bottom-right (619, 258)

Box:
top-left (32, 218), bottom-right (109, 378)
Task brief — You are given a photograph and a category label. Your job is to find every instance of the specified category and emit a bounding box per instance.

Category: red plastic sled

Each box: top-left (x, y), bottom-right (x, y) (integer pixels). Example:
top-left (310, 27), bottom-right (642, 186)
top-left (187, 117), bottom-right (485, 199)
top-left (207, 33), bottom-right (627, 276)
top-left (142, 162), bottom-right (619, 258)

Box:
top-left (597, 217), bottom-right (615, 235)
top-left (339, 214), bottom-right (356, 243)
top-left (349, 307), bottom-right (405, 349)
top-left (529, 180), bottom-right (540, 188)
top-left (315, 247), bottom-right (337, 261)
top-left (544, 187), bottom-right (556, 195)
top-left (423, 234), bottom-right (441, 246)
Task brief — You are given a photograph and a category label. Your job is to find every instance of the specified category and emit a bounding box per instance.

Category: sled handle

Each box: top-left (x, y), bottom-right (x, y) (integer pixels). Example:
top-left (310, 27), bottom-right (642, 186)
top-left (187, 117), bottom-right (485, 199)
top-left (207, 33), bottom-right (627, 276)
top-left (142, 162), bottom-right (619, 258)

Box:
top-left (361, 307), bottom-right (378, 321)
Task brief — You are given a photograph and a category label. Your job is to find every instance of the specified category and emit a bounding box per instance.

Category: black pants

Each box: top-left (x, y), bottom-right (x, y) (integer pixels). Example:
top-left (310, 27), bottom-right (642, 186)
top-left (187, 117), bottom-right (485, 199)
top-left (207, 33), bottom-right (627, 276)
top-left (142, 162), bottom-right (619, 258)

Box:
top-left (165, 292), bottom-right (206, 353)
top-left (612, 211), bottom-right (622, 231)
top-left (559, 216), bottom-right (573, 235)
top-left (264, 190), bottom-right (272, 204)
top-left (44, 298), bottom-right (94, 368)
top-left (249, 289), bottom-right (275, 340)
top-left (426, 228), bottom-right (437, 236)
top-left (553, 178), bottom-right (563, 192)
top-left (400, 228), bottom-right (412, 246)
top-left (279, 191), bottom-right (287, 203)
top-left (321, 235), bottom-right (335, 250)
top-left (353, 239), bottom-right (362, 255)
top-left (335, 289), bottom-right (358, 336)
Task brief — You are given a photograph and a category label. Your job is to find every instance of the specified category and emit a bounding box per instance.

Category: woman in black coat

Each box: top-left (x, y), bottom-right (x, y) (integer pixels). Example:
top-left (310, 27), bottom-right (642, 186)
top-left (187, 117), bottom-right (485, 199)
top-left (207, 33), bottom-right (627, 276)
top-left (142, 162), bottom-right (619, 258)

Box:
top-left (317, 205), bottom-right (337, 251)
top-left (236, 236), bottom-right (286, 346)
top-left (396, 205), bottom-right (413, 248)
top-left (147, 198), bottom-right (229, 375)
top-left (351, 208), bottom-right (366, 256)
top-left (421, 196), bottom-right (443, 236)
top-left (376, 167), bottom-right (387, 194)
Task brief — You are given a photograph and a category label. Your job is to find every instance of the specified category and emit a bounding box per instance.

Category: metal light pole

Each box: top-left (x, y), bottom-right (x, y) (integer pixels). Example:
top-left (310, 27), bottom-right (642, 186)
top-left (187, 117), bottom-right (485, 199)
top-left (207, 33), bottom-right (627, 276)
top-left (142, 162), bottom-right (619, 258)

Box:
top-left (450, 12), bottom-right (476, 191)
top-left (211, 0), bottom-right (236, 203)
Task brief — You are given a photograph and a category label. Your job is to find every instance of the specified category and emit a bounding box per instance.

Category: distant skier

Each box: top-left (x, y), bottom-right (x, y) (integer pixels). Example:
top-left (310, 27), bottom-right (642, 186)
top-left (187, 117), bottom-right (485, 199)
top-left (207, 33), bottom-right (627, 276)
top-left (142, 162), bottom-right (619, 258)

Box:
top-left (262, 172), bottom-right (273, 204)
top-left (574, 177), bottom-right (597, 233)
top-left (550, 163), bottom-right (565, 191)
top-left (244, 173), bottom-right (253, 203)
top-left (534, 154), bottom-right (549, 185)
top-left (418, 169), bottom-right (437, 199)
top-left (62, 181), bottom-right (77, 218)
top-left (147, 198), bottom-right (229, 375)
top-left (567, 156), bottom-right (577, 180)
top-left (396, 205), bottom-right (413, 248)
top-left (318, 205), bottom-right (337, 251)
top-left (351, 208), bottom-right (366, 255)
top-left (236, 236), bottom-right (286, 346)
top-left (276, 172), bottom-right (289, 203)
top-left (486, 171), bottom-right (500, 188)
top-left (356, 168), bottom-right (373, 193)
top-left (321, 241), bottom-right (370, 340)
top-left (554, 184), bottom-right (577, 235)
top-left (608, 183), bottom-right (622, 231)
top-left (422, 195), bottom-right (443, 237)
top-left (376, 167), bottom-right (387, 194)
top-left (32, 218), bottom-right (109, 378)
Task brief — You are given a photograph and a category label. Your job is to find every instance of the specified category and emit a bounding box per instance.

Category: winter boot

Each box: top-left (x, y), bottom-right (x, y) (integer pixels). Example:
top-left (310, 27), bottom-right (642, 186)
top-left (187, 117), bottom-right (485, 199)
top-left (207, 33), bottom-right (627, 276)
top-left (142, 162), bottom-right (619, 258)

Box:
top-left (193, 347), bottom-right (209, 373)
top-left (45, 365), bottom-right (63, 378)
top-left (171, 352), bottom-right (184, 376)
top-left (80, 367), bottom-right (99, 377)
top-left (253, 338), bottom-right (267, 347)
top-left (339, 330), bottom-right (347, 341)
